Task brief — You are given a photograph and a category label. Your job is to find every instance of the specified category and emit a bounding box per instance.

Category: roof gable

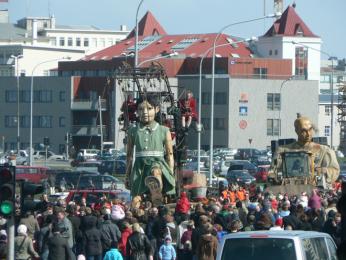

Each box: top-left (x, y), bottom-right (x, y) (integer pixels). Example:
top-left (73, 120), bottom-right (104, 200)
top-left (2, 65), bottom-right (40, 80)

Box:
top-left (264, 5), bottom-right (317, 37)
top-left (127, 11), bottom-right (167, 39)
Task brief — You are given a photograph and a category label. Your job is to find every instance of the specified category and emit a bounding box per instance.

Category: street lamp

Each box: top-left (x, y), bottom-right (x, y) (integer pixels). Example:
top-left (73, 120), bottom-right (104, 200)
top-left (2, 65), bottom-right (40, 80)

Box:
top-left (137, 52), bottom-right (178, 67)
top-left (209, 13), bottom-right (281, 185)
top-left (135, 0), bottom-right (145, 67)
top-left (292, 41), bottom-right (336, 148)
top-left (197, 37), bottom-right (257, 175)
top-left (29, 57), bottom-right (71, 166)
top-left (10, 54), bottom-right (23, 153)
top-left (278, 76), bottom-right (295, 138)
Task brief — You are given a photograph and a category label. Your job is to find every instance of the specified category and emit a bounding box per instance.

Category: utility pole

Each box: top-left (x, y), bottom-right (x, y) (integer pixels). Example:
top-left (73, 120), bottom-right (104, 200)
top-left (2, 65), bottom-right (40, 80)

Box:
top-left (99, 96), bottom-right (104, 155)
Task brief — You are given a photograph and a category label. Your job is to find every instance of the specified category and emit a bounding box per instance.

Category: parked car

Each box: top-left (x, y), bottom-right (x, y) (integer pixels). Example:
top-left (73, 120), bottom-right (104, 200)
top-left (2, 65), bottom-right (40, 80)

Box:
top-left (226, 170), bottom-right (256, 186)
top-left (220, 160), bottom-right (257, 177)
top-left (55, 171), bottom-right (125, 191)
top-left (78, 149), bottom-right (100, 159)
top-left (66, 189), bottom-right (131, 206)
top-left (99, 160), bottom-right (126, 178)
top-left (33, 151), bottom-right (65, 160)
top-left (234, 148), bottom-right (268, 162)
top-left (16, 166), bottom-right (49, 183)
top-left (74, 161), bottom-right (102, 173)
top-left (217, 231), bottom-right (338, 260)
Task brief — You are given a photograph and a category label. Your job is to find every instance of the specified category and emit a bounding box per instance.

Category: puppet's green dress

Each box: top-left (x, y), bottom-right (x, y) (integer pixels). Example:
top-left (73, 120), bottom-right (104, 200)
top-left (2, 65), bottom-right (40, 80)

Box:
top-left (127, 122), bottom-right (176, 197)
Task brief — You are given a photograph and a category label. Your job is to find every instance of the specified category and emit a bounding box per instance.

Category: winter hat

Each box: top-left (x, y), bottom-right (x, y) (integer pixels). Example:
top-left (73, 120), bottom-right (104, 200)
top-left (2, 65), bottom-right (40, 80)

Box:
top-left (275, 218), bottom-right (283, 227)
top-left (165, 235), bottom-right (172, 241)
top-left (17, 224), bottom-right (27, 235)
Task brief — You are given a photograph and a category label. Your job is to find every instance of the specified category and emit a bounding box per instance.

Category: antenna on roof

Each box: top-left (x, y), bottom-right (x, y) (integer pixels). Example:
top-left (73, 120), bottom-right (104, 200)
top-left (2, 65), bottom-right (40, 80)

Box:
top-left (48, 0), bottom-right (51, 17)
top-left (292, 1), bottom-right (296, 8)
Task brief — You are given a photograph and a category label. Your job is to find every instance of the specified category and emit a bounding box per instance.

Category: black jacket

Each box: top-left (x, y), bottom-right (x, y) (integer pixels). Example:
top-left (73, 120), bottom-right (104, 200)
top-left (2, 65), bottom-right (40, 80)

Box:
top-left (126, 232), bottom-right (152, 260)
top-left (100, 220), bottom-right (121, 251)
top-left (47, 233), bottom-right (75, 260)
top-left (82, 227), bottom-right (102, 256)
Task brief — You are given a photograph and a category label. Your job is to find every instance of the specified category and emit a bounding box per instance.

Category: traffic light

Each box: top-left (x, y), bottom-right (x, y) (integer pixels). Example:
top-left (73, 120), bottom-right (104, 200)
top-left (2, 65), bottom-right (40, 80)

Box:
top-left (20, 181), bottom-right (44, 215)
top-left (43, 136), bottom-right (50, 146)
top-left (0, 165), bottom-right (16, 217)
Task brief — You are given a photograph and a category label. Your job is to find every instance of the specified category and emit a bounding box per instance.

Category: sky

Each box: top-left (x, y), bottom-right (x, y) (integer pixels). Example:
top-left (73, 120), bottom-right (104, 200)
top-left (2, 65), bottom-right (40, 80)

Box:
top-left (4, 0), bottom-right (346, 59)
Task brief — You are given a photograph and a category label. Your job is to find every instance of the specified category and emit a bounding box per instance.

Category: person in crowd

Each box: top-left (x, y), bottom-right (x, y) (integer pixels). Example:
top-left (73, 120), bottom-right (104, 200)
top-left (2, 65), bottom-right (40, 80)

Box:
top-left (56, 207), bottom-right (74, 249)
top-left (19, 211), bottom-right (40, 239)
top-left (82, 217), bottom-right (103, 260)
top-left (15, 224), bottom-right (39, 260)
top-left (196, 223), bottom-right (218, 260)
top-left (103, 241), bottom-right (123, 260)
top-left (175, 192), bottom-right (190, 225)
top-left (0, 230), bottom-right (7, 260)
top-left (37, 214), bottom-right (54, 260)
top-left (159, 235), bottom-right (176, 260)
top-left (100, 214), bottom-right (121, 256)
top-left (126, 223), bottom-right (153, 260)
top-left (118, 222), bottom-right (132, 257)
top-left (47, 223), bottom-right (75, 260)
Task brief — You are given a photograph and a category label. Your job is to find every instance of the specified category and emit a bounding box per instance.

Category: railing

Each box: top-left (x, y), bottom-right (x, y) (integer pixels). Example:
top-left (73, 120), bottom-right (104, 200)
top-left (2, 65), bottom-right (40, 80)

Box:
top-left (71, 125), bottom-right (107, 136)
top-left (71, 98), bottom-right (107, 111)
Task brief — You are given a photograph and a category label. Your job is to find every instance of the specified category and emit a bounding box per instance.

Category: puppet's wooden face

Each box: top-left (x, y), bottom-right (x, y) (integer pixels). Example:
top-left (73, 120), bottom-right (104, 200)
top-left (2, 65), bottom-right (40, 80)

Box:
top-left (137, 100), bottom-right (159, 124)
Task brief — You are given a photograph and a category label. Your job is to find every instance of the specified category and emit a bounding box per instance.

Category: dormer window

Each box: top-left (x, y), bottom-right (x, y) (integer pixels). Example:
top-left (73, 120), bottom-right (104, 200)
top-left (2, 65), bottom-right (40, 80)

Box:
top-left (295, 24), bottom-right (304, 36)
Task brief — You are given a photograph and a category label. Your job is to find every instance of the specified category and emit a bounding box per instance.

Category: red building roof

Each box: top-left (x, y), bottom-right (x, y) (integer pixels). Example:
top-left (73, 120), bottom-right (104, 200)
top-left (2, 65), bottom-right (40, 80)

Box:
top-left (264, 5), bottom-right (317, 37)
top-left (127, 11), bottom-right (167, 38)
top-left (83, 33), bottom-right (253, 62)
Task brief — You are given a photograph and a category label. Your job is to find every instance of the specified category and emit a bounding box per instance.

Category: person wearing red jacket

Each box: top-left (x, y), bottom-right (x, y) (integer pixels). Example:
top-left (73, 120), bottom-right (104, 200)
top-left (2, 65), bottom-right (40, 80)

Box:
top-left (179, 90), bottom-right (197, 131)
top-left (118, 222), bottom-right (132, 257)
top-left (175, 192), bottom-right (191, 224)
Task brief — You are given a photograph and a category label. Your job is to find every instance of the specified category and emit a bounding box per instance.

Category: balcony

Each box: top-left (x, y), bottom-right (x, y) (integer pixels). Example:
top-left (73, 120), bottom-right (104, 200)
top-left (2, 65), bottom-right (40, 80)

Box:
top-left (71, 125), bottom-right (107, 136)
top-left (71, 98), bottom-right (107, 111)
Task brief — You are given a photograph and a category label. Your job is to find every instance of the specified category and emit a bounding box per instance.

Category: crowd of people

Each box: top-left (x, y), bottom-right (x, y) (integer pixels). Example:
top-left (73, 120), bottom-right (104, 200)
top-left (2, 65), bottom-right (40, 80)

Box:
top-left (0, 183), bottom-right (343, 260)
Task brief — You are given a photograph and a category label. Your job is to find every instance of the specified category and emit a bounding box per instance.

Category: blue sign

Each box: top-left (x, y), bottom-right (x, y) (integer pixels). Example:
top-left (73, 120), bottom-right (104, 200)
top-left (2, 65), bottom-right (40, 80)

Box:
top-left (239, 106), bottom-right (248, 116)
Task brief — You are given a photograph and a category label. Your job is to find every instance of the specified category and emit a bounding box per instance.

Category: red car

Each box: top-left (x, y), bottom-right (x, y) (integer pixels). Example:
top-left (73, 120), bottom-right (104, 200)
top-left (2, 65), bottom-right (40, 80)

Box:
top-left (16, 166), bottom-right (49, 183)
top-left (255, 166), bottom-right (269, 182)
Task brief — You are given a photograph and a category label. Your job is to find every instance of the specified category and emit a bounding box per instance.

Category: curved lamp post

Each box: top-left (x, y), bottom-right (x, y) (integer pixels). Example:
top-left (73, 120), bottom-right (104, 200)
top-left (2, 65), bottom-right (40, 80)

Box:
top-left (292, 41), bottom-right (336, 149)
top-left (208, 12), bottom-right (282, 185)
top-left (137, 52), bottom-right (178, 67)
top-left (197, 37), bottom-right (257, 175)
top-left (10, 54), bottom-right (23, 153)
top-left (29, 56), bottom-right (71, 166)
top-left (135, 0), bottom-right (145, 67)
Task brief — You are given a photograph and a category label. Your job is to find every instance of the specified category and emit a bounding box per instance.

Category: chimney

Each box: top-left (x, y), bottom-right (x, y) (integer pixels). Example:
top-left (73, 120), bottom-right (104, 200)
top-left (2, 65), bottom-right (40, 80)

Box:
top-left (32, 19), bottom-right (38, 43)
top-left (274, 0), bottom-right (283, 14)
top-left (50, 15), bottom-right (56, 29)
top-left (120, 25), bottom-right (127, 31)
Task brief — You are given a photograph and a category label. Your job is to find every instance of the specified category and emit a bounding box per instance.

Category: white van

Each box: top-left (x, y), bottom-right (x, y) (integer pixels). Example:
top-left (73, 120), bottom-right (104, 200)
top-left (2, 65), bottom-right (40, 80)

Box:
top-left (78, 149), bottom-right (100, 159)
top-left (217, 231), bottom-right (338, 260)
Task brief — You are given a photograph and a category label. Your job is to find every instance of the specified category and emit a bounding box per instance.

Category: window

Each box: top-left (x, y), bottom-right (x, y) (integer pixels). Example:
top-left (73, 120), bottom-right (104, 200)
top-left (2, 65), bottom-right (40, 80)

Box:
top-left (267, 119), bottom-right (280, 136)
top-left (303, 238), bottom-right (329, 260)
top-left (59, 37), bottom-right (65, 46)
top-left (20, 116), bottom-right (30, 128)
top-left (5, 90), bottom-right (17, 102)
top-left (20, 90), bottom-right (30, 103)
top-left (201, 118), bottom-right (210, 130)
top-left (51, 37), bottom-right (57, 46)
top-left (59, 91), bottom-right (66, 102)
top-left (33, 116), bottom-right (52, 128)
top-left (325, 126), bottom-right (330, 136)
top-left (325, 105), bottom-right (331, 116)
top-left (215, 92), bottom-right (227, 105)
top-left (59, 144), bottom-right (65, 154)
top-left (215, 118), bottom-right (226, 130)
top-left (68, 37), bottom-right (73, 46)
top-left (253, 68), bottom-right (268, 79)
top-left (59, 117), bottom-right (66, 127)
top-left (84, 38), bottom-right (89, 47)
top-left (91, 38), bottom-right (97, 47)
top-left (202, 92), bottom-right (210, 104)
top-left (99, 38), bottom-right (105, 47)
top-left (76, 37), bottom-right (81, 47)
top-left (269, 50), bottom-right (272, 55)
top-left (267, 93), bottom-right (281, 110)
top-left (39, 90), bottom-right (52, 103)
top-left (5, 116), bottom-right (17, 127)
top-left (274, 49), bottom-right (278, 55)
top-left (108, 38), bottom-right (113, 46)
